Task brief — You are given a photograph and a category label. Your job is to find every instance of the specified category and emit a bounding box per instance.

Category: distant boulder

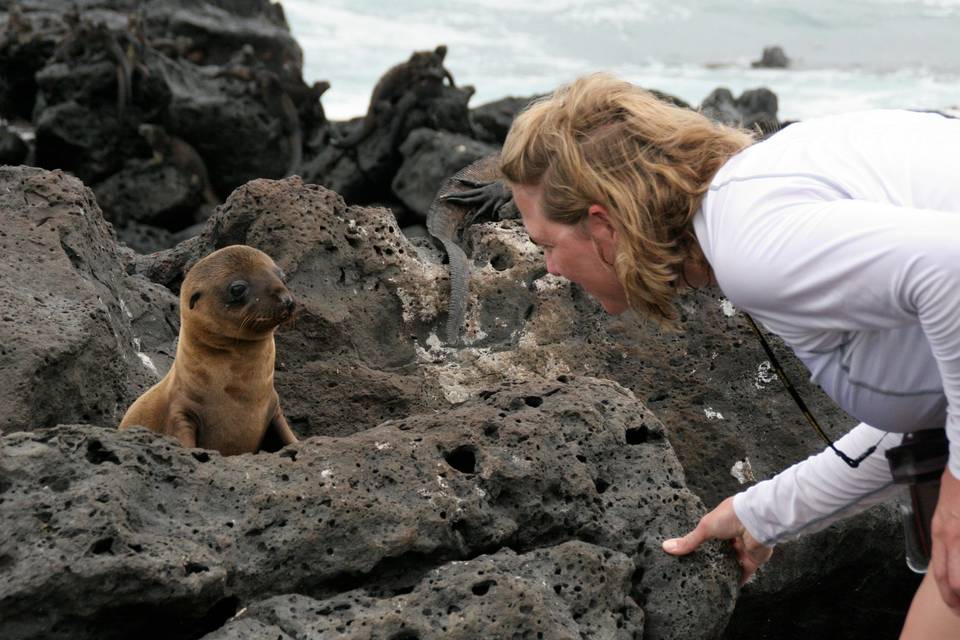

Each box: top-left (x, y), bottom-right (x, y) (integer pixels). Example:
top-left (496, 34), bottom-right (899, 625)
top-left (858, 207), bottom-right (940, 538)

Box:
top-left (752, 45), bottom-right (790, 69)
top-left (701, 86), bottom-right (780, 137)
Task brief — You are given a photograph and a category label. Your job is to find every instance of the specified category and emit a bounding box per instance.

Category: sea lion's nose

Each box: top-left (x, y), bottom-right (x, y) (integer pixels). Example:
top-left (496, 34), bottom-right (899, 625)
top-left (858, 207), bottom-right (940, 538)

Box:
top-left (280, 293), bottom-right (295, 311)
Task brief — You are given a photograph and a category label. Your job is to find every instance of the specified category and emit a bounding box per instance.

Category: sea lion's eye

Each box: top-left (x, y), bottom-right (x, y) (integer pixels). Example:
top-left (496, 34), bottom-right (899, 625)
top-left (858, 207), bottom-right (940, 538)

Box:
top-left (228, 280), bottom-right (248, 300)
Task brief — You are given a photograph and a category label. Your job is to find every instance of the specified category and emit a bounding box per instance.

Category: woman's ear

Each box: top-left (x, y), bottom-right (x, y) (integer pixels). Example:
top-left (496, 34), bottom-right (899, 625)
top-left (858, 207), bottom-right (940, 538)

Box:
top-left (586, 204), bottom-right (618, 265)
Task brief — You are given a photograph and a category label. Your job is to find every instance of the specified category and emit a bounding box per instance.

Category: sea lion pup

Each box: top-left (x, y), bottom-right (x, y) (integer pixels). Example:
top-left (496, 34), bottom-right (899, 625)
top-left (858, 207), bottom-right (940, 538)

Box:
top-left (120, 245), bottom-right (298, 455)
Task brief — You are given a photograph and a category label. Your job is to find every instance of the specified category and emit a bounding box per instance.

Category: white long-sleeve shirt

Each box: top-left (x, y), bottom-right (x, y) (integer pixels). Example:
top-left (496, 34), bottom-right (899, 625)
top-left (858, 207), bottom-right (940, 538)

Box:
top-left (692, 109), bottom-right (960, 545)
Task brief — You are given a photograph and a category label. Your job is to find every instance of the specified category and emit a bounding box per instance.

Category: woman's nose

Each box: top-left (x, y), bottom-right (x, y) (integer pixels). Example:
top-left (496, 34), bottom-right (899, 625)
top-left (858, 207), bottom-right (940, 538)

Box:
top-left (545, 254), bottom-right (560, 276)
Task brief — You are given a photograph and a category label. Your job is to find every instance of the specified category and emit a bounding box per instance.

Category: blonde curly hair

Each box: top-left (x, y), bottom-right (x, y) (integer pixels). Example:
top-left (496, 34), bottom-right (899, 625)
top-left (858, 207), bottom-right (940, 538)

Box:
top-left (500, 72), bottom-right (754, 326)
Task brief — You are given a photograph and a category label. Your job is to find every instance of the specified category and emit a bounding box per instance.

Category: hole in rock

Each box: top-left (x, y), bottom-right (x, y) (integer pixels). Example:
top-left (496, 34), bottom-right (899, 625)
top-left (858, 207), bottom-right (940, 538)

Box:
top-left (490, 253), bottom-right (514, 271)
top-left (523, 396), bottom-right (543, 408)
top-left (594, 478), bottom-right (611, 494)
top-left (40, 476), bottom-right (70, 492)
top-left (85, 440), bottom-right (120, 465)
top-left (471, 579), bottom-right (497, 596)
top-left (444, 446), bottom-right (477, 474)
top-left (197, 596), bottom-right (240, 637)
top-left (91, 537), bottom-right (114, 555)
top-left (626, 425), bottom-right (659, 444)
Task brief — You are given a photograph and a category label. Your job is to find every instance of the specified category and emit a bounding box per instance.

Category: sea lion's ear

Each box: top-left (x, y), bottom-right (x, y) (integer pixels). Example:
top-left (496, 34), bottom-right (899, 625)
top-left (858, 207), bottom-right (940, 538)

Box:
top-left (189, 291), bottom-right (202, 309)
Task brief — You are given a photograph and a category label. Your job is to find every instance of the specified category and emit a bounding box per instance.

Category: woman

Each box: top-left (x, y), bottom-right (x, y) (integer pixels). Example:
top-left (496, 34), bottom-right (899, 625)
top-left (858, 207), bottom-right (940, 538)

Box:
top-left (499, 72), bottom-right (960, 638)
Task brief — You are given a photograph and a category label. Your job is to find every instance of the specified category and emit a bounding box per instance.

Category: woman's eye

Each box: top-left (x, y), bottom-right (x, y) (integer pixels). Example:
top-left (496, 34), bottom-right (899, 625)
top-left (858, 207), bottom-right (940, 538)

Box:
top-left (229, 281), bottom-right (248, 299)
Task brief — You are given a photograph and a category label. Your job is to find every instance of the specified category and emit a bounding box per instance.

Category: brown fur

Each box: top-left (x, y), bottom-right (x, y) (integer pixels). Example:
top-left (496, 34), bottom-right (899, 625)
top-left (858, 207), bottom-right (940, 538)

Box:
top-left (119, 245), bottom-right (297, 455)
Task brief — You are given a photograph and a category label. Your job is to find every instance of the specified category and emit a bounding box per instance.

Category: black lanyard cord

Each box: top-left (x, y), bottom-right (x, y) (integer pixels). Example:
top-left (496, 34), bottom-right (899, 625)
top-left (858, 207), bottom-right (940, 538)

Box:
top-left (743, 313), bottom-right (878, 468)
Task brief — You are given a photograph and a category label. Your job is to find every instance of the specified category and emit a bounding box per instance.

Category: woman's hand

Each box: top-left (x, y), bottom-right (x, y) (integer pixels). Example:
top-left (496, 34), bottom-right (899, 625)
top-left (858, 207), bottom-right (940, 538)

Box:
top-left (662, 496), bottom-right (773, 585)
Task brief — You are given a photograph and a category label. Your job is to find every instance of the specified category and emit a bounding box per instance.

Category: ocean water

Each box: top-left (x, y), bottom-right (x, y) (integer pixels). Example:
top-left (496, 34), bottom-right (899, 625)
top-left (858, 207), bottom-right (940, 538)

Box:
top-left (282, 0), bottom-right (960, 122)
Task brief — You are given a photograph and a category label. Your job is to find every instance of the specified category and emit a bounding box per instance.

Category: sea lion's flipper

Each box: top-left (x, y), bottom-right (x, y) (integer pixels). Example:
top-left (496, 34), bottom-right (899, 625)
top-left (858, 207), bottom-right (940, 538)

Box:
top-left (168, 413), bottom-right (199, 449)
top-left (268, 403), bottom-right (298, 446)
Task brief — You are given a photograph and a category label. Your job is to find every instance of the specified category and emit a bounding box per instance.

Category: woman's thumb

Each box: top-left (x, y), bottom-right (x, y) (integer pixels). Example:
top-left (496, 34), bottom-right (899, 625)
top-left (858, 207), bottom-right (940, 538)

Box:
top-left (662, 528), bottom-right (706, 556)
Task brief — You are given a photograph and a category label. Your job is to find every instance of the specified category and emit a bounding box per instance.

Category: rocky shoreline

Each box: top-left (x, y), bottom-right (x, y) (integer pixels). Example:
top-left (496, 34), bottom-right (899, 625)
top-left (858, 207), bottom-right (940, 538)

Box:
top-left (1, 2), bottom-right (919, 639)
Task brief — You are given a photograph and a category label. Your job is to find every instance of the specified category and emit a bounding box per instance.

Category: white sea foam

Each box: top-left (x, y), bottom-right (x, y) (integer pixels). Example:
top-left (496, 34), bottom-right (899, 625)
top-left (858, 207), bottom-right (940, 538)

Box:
top-left (283, 0), bottom-right (960, 120)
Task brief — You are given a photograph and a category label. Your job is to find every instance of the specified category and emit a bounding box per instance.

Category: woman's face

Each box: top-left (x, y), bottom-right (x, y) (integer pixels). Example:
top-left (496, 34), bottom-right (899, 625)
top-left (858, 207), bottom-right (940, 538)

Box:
top-left (513, 183), bottom-right (629, 315)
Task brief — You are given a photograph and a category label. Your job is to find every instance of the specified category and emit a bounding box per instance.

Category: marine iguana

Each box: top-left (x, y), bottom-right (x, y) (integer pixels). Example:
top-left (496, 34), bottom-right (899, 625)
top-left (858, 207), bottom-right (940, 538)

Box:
top-left (426, 153), bottom-right (515, 344)
top-left (139, 123), bottom-right (219, 205)
top-left (333, 44), bottom-right (455, 150)
top-left (3, 2), bottom-right (31, 43)
top-left (53, 8), bottom-right (143, 115)
top-left (214, 43), bottom-right (258, 82)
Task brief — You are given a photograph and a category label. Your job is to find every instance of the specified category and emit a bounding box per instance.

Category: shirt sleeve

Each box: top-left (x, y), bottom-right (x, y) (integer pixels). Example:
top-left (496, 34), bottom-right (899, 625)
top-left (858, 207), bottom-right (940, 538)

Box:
top-left (733, 422), bottom-right (900, 546)
top-left (715, 197), bottom-right (960, 478)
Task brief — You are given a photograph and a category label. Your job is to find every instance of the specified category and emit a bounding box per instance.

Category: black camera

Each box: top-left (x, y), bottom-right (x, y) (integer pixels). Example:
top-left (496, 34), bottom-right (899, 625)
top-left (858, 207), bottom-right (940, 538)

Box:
top-left (885, 428), bottom-right (949, 573)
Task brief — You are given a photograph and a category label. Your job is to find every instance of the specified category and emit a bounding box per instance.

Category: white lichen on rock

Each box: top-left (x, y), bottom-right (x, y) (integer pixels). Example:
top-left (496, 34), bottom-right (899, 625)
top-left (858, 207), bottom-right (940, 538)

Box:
top-left (755, 361), bottom-right (776, 390)
top-left (704, 407), bottom-right (724, 420)
top-left (719, 298), bottom-right (736, 317)
top-left (730, 458), bottom-right (756, 484)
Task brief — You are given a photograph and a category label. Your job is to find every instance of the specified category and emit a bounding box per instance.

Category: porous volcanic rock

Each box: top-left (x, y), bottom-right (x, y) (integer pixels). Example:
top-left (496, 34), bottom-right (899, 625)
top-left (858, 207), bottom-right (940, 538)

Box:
top-left (207, 541), bottom-right (643, 639)
top-left (0, 166), bottom-right (172, 433)
top-left (0, 374), bottom-right (736, 640)
top-left (0, 156), bottom-right (916, 640)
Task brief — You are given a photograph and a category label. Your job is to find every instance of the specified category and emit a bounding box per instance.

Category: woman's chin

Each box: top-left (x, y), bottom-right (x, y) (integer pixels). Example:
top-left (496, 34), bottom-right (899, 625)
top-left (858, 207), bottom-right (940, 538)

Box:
top-left (599, 297), bottom-right (629, 315)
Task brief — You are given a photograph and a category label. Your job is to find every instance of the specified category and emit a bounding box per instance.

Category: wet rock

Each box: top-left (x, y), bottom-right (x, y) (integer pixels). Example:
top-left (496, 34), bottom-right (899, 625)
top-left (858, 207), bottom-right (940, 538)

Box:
top-left (752, 45), bottom-right (790, 69)
top-left (0, 375), bottom-right (734, 640)
top-left (392, 128), bottom-right (498, 221)
top-left (470, 94), bottom-right (540, 144)
top-left (140, 0), bottom-right (301, 72)
top-left (114, 219), bottom-right (177, 254)
top-left (32, 73), bottom-right (140, 185)
top-left (0, 4), bottom-right (61, 120)
top-left (93, 159), bottom-right (210, 229)
top-left (11, 1), bottom-right (314, 242)
top-left (158, 57), bottom-right (301, 195)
